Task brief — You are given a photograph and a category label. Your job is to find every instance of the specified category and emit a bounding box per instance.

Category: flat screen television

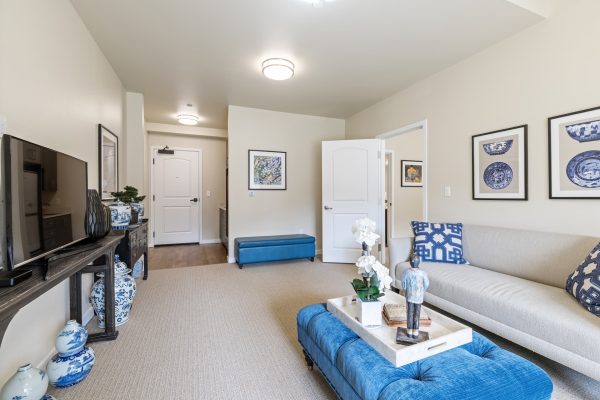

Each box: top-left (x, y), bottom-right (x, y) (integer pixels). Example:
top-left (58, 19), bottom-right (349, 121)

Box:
top-left (0, 134), bottom-right (88, 271)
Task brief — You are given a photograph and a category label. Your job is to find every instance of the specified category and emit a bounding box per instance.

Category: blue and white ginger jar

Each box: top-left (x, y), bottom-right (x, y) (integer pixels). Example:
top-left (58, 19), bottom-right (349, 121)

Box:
top-left (130, 202), bottom-right (144, 221)
top-left (0, 364), bottom-right (48, 400)
top-left (109, 201), bottom-right (131, 230)
top-left (56, 319), bottom-right (88, 357)
top-left (46, 346), bottom-right (95, 388)
top-left (89, 255), bottom-right (137, 328)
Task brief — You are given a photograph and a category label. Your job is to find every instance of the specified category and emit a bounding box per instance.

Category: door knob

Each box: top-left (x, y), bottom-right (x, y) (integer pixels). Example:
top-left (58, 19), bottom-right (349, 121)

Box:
top-left (190, 198), bottom-right (199, 203)
top-left (324, 205), bottom-right (333, 210)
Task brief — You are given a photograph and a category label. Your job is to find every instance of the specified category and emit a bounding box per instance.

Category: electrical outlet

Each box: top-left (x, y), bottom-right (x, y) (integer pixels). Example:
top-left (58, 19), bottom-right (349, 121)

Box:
top-left (249, 191), bottom-right (255, 197)
top-left (206, 190), bottom-right (211, 197)
top-left (444, 186), bottom-right (452, 197)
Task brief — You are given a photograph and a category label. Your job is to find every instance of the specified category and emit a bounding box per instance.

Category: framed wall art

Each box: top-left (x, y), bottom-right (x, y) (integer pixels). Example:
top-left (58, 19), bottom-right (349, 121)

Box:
top-left (248, 150), bottom-right (287, 190)
top-left (98, 124), bottom-right (119, 200)
top-left (472, 125), bottom-right (528, 200)
top-left (549, 106), bottom-right (600, 199)
top-left (400, 160), bottom-right (423, 187)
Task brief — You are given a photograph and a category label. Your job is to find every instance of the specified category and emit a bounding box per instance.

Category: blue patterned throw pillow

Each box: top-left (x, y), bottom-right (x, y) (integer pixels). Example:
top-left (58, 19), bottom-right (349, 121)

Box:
top-left (411, 221), bottom-right (467, 264)
top-left (566, 242), bottom-right (600, 317)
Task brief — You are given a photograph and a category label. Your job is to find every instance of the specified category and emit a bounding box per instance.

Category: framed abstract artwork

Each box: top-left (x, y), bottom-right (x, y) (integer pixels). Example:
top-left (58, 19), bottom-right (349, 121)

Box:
top-left (549, 106), bottom-right (600, 199)
top-left (472, 125), bottom-right (528, 200)
top-left (401, 160), bottom-right (423, 187)
top-left (248, 150), bottom-right (287, 190)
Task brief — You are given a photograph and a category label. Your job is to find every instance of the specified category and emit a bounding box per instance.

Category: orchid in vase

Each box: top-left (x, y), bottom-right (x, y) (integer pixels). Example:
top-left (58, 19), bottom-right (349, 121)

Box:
top-left (350, 218), bottom-right (393, 304)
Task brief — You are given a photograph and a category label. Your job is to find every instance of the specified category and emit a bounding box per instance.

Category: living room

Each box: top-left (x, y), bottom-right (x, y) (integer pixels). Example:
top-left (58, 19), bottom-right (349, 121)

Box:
top-left (0, 0), bottom-right (599, 399)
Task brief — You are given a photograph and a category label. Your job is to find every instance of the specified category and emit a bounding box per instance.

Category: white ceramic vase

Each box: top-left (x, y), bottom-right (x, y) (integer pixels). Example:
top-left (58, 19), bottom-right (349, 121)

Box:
top-left (356, 298), bottom-right (383, 327)
top-left (0, 364), bottom-right (48, 400)
top-left (46, 346), bottom-right (95, 388)
top-left (89, 255), bottom-right (137, 328)
top-left (56, 319), bottom-right (88, 357)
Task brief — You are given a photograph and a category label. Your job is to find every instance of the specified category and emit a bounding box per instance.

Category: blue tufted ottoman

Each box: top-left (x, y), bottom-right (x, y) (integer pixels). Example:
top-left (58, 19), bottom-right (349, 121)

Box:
top-left (297, 304), bottom-right (553, 400)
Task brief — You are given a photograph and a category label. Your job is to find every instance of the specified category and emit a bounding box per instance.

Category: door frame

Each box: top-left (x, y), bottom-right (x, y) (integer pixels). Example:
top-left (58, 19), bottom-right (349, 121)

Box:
top-left (377, 119), bottom-right (428, 244)
top-left (149, 146), bottom-right (203, 247)
top-left (385, 150), bottom-right (395, 242)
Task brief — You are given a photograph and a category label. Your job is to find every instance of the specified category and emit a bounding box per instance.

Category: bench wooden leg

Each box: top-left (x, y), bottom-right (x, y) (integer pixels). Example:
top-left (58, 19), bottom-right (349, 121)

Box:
top-left (238, 263), bottom-right (243, 269)
top-left (310, 257), bottom-right (315, 262)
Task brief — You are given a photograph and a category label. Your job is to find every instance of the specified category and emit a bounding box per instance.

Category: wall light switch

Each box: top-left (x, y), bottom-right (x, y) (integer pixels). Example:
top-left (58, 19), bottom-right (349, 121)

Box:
top-left (206, 190), bottom-right (211, 197)
top-left (249, 191), bottom-right (255, 197)
top-left (444, 186), bottom-right (452, 197)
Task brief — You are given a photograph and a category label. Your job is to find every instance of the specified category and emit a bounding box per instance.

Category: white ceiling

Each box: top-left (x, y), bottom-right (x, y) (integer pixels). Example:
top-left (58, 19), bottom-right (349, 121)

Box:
top-left (70, 0), bottom-right (545, 129)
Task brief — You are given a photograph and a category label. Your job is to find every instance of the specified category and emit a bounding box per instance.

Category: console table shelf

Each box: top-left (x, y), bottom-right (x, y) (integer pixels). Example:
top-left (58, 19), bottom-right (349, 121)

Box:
top-left (0, 234), bottom-right (123, 348)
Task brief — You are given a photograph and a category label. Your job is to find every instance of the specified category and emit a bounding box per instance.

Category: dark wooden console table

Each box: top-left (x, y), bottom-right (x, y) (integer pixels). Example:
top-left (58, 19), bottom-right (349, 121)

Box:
top-left (0, 234), bottom-right (123, 348)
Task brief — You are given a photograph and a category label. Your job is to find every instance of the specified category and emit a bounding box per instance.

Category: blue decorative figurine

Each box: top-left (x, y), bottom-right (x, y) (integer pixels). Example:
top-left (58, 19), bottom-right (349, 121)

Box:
top-left (401, 253), bottom-right (429, 339)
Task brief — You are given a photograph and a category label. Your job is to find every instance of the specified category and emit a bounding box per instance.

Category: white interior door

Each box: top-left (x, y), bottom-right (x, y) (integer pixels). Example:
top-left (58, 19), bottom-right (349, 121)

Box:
top-left (322, 139), bottom-right (384, 263)
top-left (153, 148), bottom-right (201, 245)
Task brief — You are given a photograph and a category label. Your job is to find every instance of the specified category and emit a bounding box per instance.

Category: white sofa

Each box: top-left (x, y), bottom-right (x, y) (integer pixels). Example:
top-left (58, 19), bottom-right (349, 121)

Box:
top-left (389, 224), bottom-right (600, 381)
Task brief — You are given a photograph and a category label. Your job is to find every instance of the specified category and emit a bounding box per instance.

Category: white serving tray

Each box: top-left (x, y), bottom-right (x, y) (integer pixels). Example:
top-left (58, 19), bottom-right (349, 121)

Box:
top-left (327, 291), bottom-right (472, 367)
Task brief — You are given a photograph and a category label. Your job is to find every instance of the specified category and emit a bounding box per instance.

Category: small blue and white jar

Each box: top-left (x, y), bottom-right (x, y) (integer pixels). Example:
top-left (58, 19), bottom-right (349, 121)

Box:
top-left (109, 201), bottom-right (131, 230)
top-left (0, 364), bottom-right (48, 400)
top-left (56, 320), bottom-right (88, 357)
top-left (130, 202), bottom-right (144, 221)
top-left (46, 346), bottom-right (95, 388)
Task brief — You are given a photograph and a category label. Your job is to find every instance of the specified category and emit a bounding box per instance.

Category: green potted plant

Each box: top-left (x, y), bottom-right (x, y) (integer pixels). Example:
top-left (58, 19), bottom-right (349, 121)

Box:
top-left (111, 186), bottom-right (146, 224)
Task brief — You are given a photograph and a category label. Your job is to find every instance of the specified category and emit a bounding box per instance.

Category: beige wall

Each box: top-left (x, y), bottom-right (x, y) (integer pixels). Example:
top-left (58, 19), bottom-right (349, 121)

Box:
top-left (227, 106), bottom-right (345, 259)
top-left (146, 132), bottom-right (227, 242)
top-left (386, 129), bottom-right (424, 238)
top-left (0, 0), bottom-right (123, 383)
top-left (347, 0), bottom-right (600, 238)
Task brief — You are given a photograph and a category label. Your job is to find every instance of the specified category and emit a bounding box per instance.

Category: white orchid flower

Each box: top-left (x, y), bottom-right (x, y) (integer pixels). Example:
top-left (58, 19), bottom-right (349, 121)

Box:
top-left (356, 255), bottom-right (377, 277)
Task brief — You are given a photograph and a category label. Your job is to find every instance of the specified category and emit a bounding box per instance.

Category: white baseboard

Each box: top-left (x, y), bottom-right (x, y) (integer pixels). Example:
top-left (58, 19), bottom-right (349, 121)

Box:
top-left (82, 306), bottom-right (95, 326)
top-left (37, 346), bottom-right (56, 370)
top-left (227, 256), bottom-right (236, 264)
top-left (200, 238), bottom-right (221, 244)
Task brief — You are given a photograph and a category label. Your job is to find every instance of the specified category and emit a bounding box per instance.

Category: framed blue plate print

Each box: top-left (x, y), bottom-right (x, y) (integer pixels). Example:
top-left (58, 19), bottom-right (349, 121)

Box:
top-left (472, 125), bottom-right (528, 200)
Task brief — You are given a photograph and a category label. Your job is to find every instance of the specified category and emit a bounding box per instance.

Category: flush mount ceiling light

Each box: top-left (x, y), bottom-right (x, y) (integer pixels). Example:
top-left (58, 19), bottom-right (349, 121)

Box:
top-left (176, 114), bottom-right (200, 125)
top-left (262, 58), bottom-right (295, 81)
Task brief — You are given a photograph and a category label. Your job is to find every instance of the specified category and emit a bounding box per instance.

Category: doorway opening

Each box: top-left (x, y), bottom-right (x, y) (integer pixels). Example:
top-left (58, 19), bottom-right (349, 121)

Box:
top-left (377, 120), bottom-right (428, 252)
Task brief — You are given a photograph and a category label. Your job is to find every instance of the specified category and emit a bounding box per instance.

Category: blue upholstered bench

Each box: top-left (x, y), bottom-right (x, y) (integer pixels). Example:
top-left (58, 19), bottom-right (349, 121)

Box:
top-left (297, 304), bottom-right (553, 400)
top-left (234, 234), bottom-right (316, 269)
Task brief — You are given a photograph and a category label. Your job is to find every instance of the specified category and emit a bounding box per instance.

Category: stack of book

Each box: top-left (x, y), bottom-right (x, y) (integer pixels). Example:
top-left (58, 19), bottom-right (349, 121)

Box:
top-left (383, 303), bottom-right (431, 328)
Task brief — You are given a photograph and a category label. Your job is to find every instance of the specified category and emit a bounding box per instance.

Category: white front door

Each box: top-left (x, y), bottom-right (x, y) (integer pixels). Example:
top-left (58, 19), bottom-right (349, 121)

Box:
top-left (322, 139), bottom-right (384, 263)
top-left (153, 148), bottom-right (201, 245)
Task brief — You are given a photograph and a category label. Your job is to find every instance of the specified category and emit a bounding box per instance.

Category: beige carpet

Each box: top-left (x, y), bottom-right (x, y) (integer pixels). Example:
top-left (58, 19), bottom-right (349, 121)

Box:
top-left (48, 260), bottom-right (600, 399)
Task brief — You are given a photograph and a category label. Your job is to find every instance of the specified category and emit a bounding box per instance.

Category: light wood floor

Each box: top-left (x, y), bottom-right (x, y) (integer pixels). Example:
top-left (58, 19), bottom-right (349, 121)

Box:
top-left (148, 243), bottom-right (228, 270)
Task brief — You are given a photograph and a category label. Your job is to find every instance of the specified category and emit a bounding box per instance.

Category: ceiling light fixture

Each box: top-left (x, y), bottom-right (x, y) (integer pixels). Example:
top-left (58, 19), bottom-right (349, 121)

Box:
top-left (177, 114), bottom-right (200, 125)
top-left (262, 58), bottom-right (295, 81)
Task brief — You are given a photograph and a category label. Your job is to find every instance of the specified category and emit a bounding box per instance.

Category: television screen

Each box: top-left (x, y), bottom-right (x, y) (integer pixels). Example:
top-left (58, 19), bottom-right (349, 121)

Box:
top-left (0, 135), bottom-right (88, 271)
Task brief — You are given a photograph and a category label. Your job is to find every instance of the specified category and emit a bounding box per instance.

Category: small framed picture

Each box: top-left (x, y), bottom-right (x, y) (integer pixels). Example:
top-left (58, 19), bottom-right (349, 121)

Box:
top-left (248, 150), bottom-right (287, 190)
top-left (401, 160), bottom-right (423, 187)
top-left (472, 125), bottom-right (528, 200)
top-left (549, 106), bottom-right (600, 199)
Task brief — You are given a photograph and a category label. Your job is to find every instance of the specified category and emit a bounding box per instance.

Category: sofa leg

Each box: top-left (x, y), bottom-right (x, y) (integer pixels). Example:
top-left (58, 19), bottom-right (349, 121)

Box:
top-left (310, 257), bottom-right (315, 262)
top-left (303, 350), bottom-right (314, 370)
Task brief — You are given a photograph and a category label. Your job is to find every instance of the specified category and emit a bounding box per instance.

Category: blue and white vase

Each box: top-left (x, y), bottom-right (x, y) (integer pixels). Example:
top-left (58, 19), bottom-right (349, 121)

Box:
top-left (89, 255), bottom-right (137, 328)
top-left (130, 202), bottom-right (144, 221)
top-left (109, 201), bottom-right (131, 230)
top-left (56, 320), bottom-right (88, 357)
top-left (0, 364), bottom-right (48, 400)
top-left (46, 346), bottom-right (95, 388)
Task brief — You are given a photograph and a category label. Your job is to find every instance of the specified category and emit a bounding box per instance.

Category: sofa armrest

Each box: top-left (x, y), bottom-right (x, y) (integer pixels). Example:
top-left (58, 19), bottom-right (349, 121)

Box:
top-left (388, 237), bottom-right (414, 285)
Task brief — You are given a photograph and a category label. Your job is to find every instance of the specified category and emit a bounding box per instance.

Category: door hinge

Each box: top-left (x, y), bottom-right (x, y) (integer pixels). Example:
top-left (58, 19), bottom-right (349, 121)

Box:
top-left (152, 158), bottom-right (155, 165)
top-left (152, 195), bottom-right (155, 201)
top-left (153, 232), bottom-right (155, 238)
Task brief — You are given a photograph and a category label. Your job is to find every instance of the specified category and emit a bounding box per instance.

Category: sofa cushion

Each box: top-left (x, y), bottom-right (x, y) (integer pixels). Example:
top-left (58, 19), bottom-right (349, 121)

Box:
top-left (462, 224), bottom-right (598, 288)
top-left (411, 221), bottom-right (466, 264)
top-left (395, 262), bottom-right (600, 364)
top-left (566, 241), bottom-right (600, 316)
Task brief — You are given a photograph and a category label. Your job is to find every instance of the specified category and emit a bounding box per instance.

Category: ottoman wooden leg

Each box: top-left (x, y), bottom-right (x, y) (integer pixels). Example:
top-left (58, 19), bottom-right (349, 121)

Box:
top-left (303, 350), bottom-right (314, 370)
